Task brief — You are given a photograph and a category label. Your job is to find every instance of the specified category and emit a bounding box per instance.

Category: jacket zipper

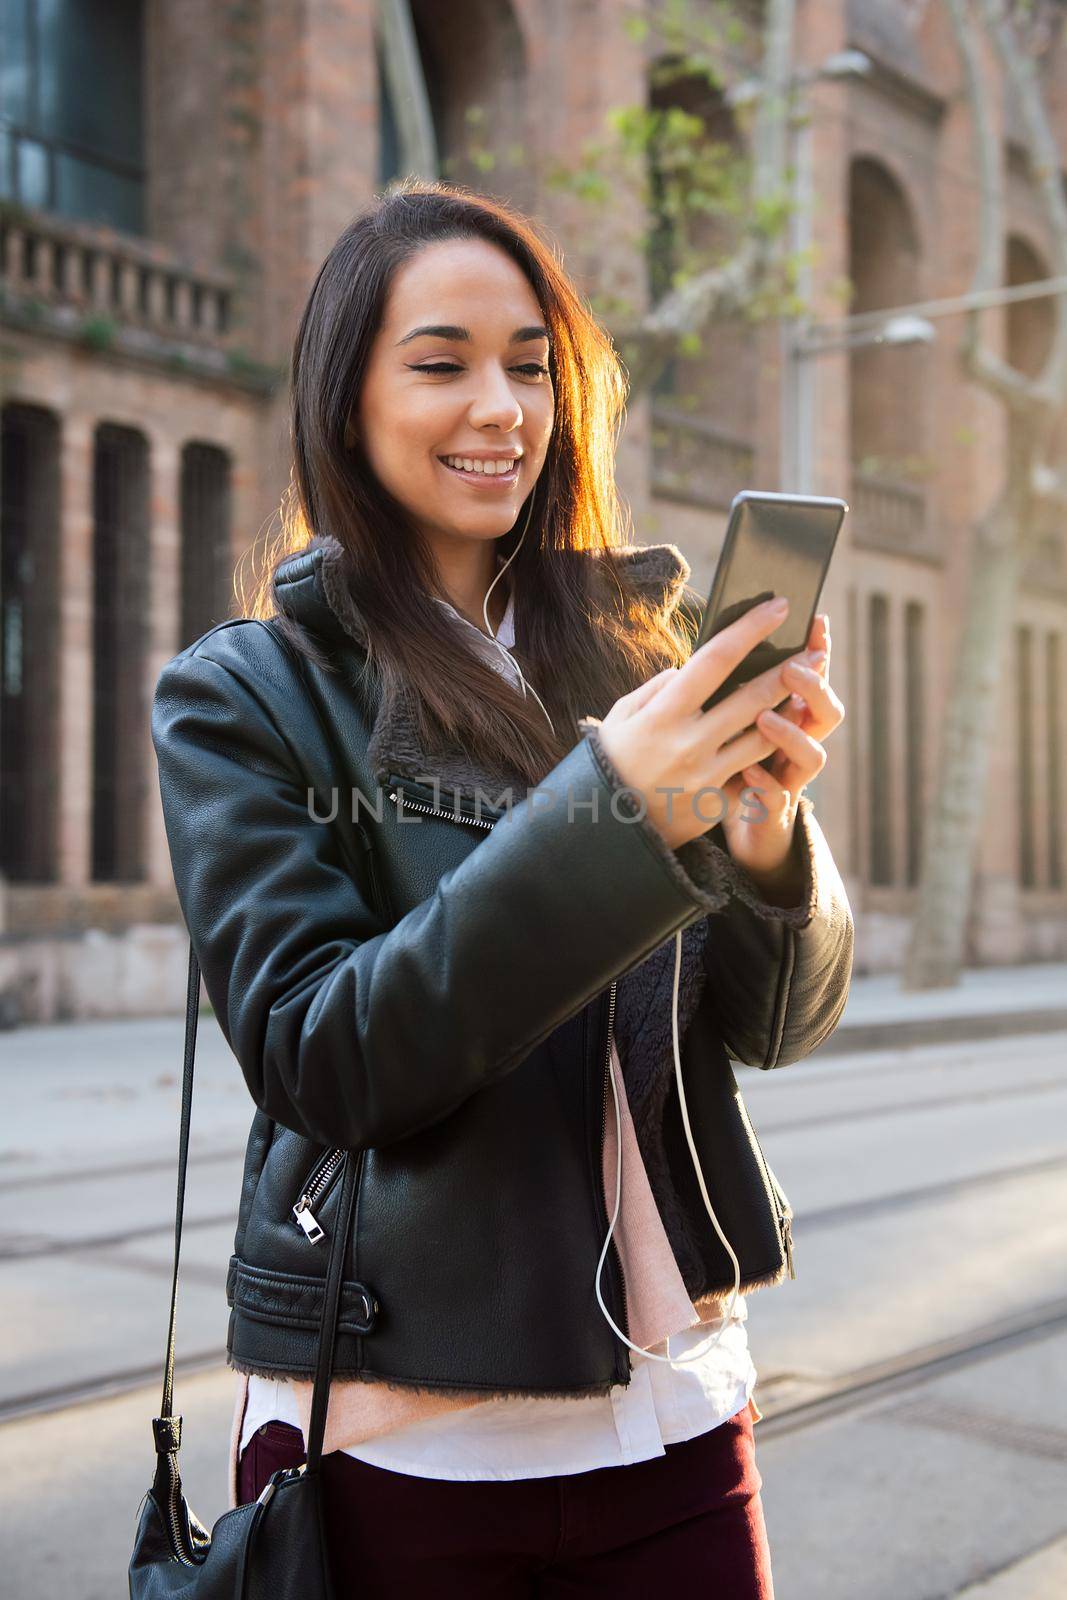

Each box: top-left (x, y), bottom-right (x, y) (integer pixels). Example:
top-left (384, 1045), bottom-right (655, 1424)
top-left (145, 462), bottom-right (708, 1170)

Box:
top-left (291, 780), bottom-right (502, 1245)
top-left (735, 1097), bottom-right (796, 1280)
top-left (385, 775), bottom-right (503, 831)
top-left (599, 980), bottom-right (631, 1350)
top-left (292, 1146), bottom-right (347, 1242)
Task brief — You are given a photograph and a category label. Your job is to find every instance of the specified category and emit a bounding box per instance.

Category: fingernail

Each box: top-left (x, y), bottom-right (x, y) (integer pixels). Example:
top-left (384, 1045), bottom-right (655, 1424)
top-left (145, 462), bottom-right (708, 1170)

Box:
top-left (806, 648), bottom-right (827, 665)
top-left (768, 596), bottom-right (789, 614)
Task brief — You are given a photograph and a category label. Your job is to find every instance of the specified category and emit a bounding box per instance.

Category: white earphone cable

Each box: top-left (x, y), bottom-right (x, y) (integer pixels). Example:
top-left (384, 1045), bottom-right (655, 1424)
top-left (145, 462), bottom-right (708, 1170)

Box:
top-left (483, 497), bottom-right (740, 1363)
top-left (593, 926), bottom-right (741, 1363)
top-left (480, 488), bottom-right (557, 737)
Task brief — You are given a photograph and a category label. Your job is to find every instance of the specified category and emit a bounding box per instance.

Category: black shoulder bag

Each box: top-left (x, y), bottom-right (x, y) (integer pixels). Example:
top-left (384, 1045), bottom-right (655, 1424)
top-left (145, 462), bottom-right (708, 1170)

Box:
top-left (129, 941), bottom-right (354, 1599)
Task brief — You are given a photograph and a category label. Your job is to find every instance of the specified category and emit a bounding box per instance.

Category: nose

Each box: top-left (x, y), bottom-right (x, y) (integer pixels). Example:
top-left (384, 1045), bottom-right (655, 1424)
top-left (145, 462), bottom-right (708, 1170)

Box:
top-left (467, 365), bottom-right (525, 432)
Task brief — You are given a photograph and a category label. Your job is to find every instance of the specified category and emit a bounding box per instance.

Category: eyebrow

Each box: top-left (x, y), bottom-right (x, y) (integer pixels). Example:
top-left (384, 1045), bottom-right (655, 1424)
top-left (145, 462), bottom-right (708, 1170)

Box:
top-left (396, 323), bottom-right (550, 347)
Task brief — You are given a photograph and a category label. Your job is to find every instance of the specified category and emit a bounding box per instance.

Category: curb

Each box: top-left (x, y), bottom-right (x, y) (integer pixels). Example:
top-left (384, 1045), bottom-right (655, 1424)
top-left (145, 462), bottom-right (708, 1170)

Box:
top-left (949, 1532), bottom-right (1067, 1598)
top-left (818, 1007), bottom-right (1067, 1056)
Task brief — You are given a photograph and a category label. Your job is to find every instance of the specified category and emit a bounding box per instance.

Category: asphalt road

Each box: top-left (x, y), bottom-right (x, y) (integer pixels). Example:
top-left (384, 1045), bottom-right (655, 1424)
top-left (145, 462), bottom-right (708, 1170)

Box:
top-left (1, 1015), bottom-right (1064, 1599)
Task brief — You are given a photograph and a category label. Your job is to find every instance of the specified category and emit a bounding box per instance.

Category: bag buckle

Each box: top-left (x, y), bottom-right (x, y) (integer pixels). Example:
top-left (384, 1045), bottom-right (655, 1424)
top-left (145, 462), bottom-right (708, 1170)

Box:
top-left (152, 1415), bottom-right (183, 1454)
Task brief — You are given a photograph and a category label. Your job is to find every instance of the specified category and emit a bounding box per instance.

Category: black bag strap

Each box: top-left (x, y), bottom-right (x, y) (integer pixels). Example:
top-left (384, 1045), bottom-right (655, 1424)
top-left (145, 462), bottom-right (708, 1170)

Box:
top-left (152, 938), bottom-right (354, 1480)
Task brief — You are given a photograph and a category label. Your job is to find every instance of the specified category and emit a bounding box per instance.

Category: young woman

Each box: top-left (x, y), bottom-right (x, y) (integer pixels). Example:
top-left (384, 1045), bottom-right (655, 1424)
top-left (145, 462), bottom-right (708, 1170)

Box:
top-left (152, 180), bottom-right (853, 1597)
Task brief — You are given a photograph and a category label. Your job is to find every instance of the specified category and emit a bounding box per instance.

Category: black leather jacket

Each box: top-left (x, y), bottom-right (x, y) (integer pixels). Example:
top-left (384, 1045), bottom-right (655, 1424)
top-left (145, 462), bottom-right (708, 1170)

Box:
top-left (150, 535), bottom-right (854, 1400)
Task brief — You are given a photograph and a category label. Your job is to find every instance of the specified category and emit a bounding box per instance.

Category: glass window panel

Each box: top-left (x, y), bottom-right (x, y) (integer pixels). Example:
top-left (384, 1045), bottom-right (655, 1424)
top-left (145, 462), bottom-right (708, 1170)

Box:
top-left (54, 152), bottom-right (142, 233)
top-left (0, 0), bottom-right (32, 126)
top-left (37, 0), bottom-right (143, 166)
top-left (16, 136), bottom-right (50, 207)
top-left (0, 126), bottom-right (12, 197)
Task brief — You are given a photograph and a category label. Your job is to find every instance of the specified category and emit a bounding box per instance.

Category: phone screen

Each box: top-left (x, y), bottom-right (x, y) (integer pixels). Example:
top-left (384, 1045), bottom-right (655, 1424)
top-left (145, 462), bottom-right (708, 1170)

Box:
top-left (695, 491), bottom-right (847, 717)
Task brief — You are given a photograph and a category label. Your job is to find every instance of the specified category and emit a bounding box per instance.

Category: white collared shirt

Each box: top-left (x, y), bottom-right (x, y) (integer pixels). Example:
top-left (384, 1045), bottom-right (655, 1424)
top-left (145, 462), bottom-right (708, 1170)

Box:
top-left (429, 560), bottom-right (521, 683)
top-left (241, 1312), bottom-right (755, 1482)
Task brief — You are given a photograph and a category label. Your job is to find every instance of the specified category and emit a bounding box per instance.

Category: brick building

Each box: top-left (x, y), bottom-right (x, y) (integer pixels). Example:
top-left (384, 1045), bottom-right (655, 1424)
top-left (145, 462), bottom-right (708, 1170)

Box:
top-left (1, 0), bottom-right (1064, 1021)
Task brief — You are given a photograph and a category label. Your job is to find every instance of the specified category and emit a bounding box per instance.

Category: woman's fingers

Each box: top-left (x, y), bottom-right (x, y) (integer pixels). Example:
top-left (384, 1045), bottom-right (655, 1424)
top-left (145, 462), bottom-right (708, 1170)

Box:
top-left (655, 596), bottom-right (791, 721)
top-left (778, 658), bottom-right (844, 740)
top-left (754, 707), bottom-right (827, 790)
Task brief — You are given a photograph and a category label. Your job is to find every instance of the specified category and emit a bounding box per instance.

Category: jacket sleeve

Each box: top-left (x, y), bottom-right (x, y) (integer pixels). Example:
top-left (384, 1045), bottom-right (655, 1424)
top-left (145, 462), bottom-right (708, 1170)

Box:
top-left (151, 638), bottom-right (759, 1151)
top-left (590, 576), bottom-right (854, 1070)
top-left (690, 798), bottom-right (854, 1069)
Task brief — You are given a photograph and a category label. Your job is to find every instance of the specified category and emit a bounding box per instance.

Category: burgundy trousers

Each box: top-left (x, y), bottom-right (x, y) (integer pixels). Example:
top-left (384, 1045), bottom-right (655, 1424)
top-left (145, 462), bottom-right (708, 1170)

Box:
top-left (237, 1401), bottom-right (774, 1597)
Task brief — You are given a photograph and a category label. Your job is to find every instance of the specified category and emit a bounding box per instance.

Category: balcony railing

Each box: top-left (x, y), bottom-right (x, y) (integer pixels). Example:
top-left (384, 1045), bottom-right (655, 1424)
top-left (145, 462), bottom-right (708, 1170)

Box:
top-left (850, 469), bottom-right (938, 562)
top-left (0, 200), bottom-right (242, 369)
top-left (650, 405), bottom-right (755, 512)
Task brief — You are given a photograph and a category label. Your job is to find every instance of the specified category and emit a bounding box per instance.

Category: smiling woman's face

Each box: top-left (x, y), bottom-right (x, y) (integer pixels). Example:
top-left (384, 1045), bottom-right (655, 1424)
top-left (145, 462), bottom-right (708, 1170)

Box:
top-left (353, 238), bottom-right (556, 555)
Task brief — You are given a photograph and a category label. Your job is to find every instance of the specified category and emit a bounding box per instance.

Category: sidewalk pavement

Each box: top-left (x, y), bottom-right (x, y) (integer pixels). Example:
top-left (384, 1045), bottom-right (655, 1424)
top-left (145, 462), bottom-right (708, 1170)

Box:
top-left (951, 1533), bottom-right (1067, 1599)
top-left (819, 960), bottom-right (1067, 1054)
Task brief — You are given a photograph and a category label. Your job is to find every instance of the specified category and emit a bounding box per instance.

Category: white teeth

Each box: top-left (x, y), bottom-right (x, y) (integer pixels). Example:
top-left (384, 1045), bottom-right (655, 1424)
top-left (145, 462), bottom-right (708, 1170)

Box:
top-left (443, 455), bottom-right (518, 475)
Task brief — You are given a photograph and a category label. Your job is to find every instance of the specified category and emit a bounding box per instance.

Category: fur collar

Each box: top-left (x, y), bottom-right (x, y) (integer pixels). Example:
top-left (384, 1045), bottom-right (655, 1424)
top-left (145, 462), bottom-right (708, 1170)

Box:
top-left (272, 532), bottom-right (693, 805)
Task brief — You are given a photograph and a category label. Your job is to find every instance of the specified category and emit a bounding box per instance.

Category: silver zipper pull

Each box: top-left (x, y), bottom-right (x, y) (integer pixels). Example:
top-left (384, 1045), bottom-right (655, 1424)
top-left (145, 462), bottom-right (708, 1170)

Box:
top-left (292, 1196), bottom-right (326, 1244)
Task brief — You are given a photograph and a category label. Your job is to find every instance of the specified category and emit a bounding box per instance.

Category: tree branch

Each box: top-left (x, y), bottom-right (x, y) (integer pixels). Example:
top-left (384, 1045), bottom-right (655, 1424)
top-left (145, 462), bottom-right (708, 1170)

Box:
top-left (944, 0), bottom-right (1035, 410)
top-left (619, 0), bottom-right (797, 396)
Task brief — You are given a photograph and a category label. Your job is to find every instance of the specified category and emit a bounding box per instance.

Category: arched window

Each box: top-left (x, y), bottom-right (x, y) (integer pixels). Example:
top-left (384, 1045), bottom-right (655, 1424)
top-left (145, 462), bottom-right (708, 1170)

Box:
top-left (92, 423), bottom-right (149, 882)
top-left (0, 403), bottom-right (61, 882)
top-left (180, 442), bottom-right (233, 648)
top-left (646, 56), bottom-right (755, 508)
top-left (1016, 624), bottom-right (1036, 890)
top-left (848, 159), bottom-right (929, 555)
top-left (1005, 235), bottom-right (1067, 479)
top-left (868, 592), bottom-right (893, 886)
top-left (1047, 629), bottom-right (1064, 890)
top-left (904, 600), bottom-right (926, 887)
top-left (405, 0), bottom-right (529, 205)
top-left (1005, 236), bottom-right (1054, 381)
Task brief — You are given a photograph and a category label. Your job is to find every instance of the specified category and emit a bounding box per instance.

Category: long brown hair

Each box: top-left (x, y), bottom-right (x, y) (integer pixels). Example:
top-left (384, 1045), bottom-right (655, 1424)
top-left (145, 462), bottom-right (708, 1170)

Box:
top-left (240, 179), bottom-right (691, 788)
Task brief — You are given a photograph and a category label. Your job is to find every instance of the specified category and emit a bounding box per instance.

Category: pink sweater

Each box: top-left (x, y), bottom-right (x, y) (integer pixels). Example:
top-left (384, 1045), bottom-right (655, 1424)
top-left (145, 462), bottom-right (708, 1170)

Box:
top-left (226, 1037), bottom-right (756, 1506)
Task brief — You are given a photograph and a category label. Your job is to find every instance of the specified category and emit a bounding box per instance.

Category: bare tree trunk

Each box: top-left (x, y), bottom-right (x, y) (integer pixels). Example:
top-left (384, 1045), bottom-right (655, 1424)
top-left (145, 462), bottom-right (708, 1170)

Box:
top-left (901, 445), bottom-right (1030, 987)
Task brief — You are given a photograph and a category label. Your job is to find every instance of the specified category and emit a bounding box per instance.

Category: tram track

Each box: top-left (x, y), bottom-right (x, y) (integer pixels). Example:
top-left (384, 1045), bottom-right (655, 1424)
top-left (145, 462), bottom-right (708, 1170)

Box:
top-left (753, 1072), bottom-right (1067, 1136)
top-left (4, 1041), bottom-right (1063, 1198)
top-left (0, 1145), bottom-right (247, 1195)
top-left (753, 1294), bottom-right (1067, 1441)
top-left (2, 1147), bottom-right (1063, 1264)
top-left (3, 1292), bottom-right (1064, 1436)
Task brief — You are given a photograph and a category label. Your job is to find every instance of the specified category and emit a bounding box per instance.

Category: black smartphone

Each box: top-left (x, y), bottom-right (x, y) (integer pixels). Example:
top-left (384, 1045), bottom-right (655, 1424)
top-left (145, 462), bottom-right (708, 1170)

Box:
top-left (694, 489), bottom-right (848, 735)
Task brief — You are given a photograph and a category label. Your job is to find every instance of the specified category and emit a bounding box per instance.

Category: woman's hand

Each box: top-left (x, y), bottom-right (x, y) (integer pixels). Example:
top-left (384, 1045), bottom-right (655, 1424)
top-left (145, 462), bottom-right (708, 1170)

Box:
top-left (595, 596), bottom-right (835, 852)
top-left (717, 612), bottom-right (845, 902)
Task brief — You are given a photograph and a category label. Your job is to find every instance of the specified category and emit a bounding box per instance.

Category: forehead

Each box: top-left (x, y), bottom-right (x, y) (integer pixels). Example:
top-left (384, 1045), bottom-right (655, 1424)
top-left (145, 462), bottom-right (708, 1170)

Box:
top-left (383, 239), bottom-right (544, 333)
